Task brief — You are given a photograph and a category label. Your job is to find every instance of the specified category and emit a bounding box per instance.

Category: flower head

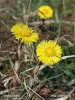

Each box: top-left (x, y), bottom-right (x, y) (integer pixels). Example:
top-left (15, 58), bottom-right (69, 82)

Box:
top-left (37, 5), bottom-right (53, 19)
top-left (36, 40), bottom-right (62, 65)
top-left (11, 23), bottom-right (39, 44)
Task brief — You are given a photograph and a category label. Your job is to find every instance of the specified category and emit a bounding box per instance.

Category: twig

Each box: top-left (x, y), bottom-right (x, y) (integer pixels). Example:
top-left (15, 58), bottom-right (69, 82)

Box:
top-left (59, 37), bottom-right (73, 46)
top-left (56, 87), bottom-right (75, 100)
top-left (23, 79), bottom-right (31, 97)
top-left (0, 87), bottom-right (15, 95)
top-left (19, 92), bottom-right (27, 100)
top-left (65, 87), bottom-right (75, 100)
top-left (30, 20), bottom-right (74, 26)
top-left (59, 35), bottom-right (74, 41)
top-left (0, 72), bottom-right (4, 78)
top-left (0, 8), bottom-right (8, 12)
top-left (27, 86), bottom-right (45, 100)
top-left (0, 50), bottom-right (16, 54)
top-left (0, 20), bottom-right (10, 30)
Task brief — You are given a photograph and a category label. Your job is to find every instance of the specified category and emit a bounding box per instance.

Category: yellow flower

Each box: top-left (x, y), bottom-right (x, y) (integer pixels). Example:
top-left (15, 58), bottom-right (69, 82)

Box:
top-left (11, 23), bottom-right (24, 39)
top-left (37, 5), bottom-right (53, 19)
top-left (11, 23), bottom-right (39, 44)
top-left (36, 40), bottom-right (62, 65)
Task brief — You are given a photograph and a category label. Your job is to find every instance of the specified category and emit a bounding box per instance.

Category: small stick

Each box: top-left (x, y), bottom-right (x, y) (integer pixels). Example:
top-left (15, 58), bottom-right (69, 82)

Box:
top-left (65, 87), bottom-right (75, 99)
top-left (27, 86), bottom-right (45, 100)
top-left (30, 20), bottom-right (74, 26)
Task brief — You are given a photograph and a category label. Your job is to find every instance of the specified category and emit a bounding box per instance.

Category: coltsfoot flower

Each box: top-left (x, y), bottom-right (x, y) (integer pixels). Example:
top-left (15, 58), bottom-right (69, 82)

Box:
top-left (36, 40), bottom-right (62, 65)
top-left (11, 23), bottom-right (25, 39)
top-left (37, 5), bottom-right (53, 19)
top-left (11, 23), bottom-right (39, 44)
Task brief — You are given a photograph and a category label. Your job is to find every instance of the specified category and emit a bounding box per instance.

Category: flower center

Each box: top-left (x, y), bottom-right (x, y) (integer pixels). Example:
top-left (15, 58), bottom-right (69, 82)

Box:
top-left (44, 9), bottom-right (48, 14)
top-left (45, 48), bottom-right (55, 57)
top-left (22, 31), bottom-right (31, 37)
